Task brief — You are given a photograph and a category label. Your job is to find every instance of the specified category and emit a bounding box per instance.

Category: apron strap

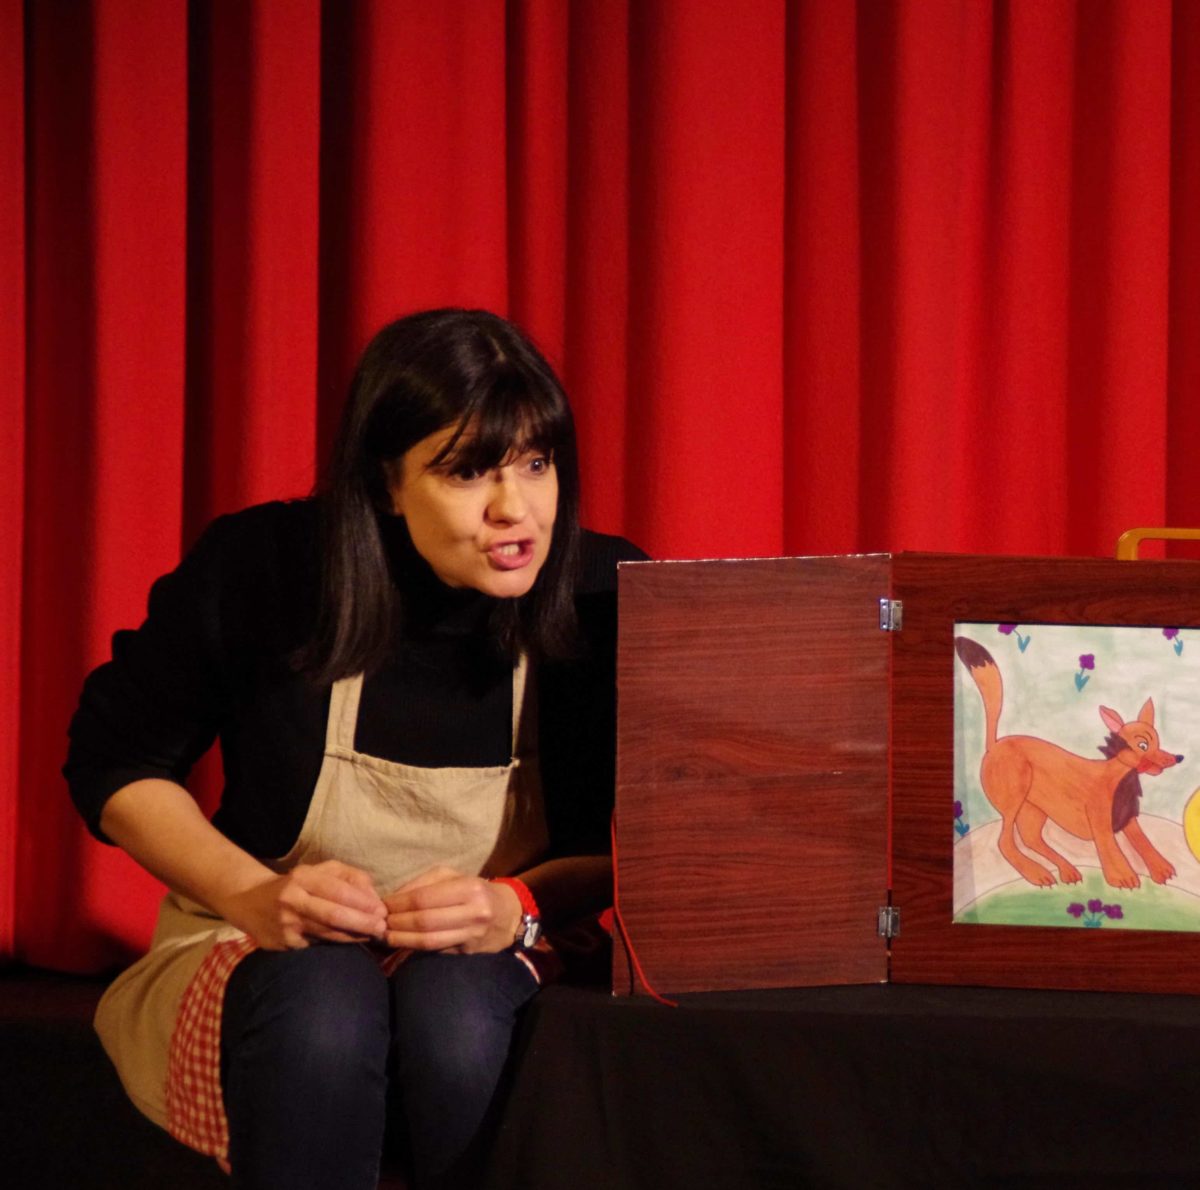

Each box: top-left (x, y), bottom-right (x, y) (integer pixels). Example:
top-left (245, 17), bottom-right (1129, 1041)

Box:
top-left (326, 673), bottom-right (365, 754)
top-left (511, 652), bottom-right (528, 760)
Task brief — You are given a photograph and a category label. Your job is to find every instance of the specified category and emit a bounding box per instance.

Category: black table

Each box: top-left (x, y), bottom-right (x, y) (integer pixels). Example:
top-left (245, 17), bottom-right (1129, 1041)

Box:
top-left (7, 968), bottom-right (1198, 1189)
top-left (487, 982), bottom-right (1200, 1190)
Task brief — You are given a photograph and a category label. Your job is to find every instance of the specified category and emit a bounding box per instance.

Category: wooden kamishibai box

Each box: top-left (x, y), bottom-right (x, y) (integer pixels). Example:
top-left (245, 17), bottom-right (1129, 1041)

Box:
top-left (612, 553), bottom-right (1200, 996)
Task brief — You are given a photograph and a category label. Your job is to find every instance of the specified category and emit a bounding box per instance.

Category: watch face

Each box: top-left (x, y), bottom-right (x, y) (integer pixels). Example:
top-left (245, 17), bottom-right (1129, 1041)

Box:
top-left (520, 915), bottom-right (542, 949)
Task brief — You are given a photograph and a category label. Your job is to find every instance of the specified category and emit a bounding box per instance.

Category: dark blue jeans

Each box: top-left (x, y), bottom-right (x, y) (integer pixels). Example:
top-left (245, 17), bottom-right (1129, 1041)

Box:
top-left (220, 945), bottom-right (539, 1190)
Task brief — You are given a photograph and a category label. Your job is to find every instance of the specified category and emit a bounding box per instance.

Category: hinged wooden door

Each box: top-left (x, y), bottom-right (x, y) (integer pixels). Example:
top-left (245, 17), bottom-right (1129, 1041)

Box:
top-left (614, 555), bottom-right (892, 994)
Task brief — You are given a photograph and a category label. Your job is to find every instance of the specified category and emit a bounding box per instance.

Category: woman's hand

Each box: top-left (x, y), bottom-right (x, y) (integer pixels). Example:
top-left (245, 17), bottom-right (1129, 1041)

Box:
top-left (216, 860), bottom-right (388, 951)
top-left (98, 780), bottom-right (388, 949)
top-left (99, 779), bottom-right (386, 950)
top-left (382, 866), bottom-right (522, 953)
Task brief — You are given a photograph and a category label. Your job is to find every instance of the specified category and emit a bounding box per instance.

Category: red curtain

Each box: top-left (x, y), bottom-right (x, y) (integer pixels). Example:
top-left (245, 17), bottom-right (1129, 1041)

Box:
top-left (4, 0), bottom-right (1199, 972)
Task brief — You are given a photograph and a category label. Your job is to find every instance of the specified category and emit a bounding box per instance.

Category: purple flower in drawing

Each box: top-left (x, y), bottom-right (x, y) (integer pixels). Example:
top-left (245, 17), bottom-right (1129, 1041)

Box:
top-left (953, 799), bottom-right (969, 838)
top-left (998, 623), bottom-right (1031, 651)
top-left (1164, 628), bottom-right (1184, 656)
top-left (954, 800), bottom-right (963, 818)
top-left (1070, 899), bottom-right (1122, 927)
top-left (1079, 655), bottom-right (1095, 671)
top-left (1163, 628), bottom-right (1180, 640)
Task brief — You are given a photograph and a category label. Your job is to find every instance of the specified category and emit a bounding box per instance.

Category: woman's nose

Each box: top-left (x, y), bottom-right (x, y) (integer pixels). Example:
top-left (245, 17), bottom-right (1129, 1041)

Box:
top-left (486, 470), bottom-right (527, 522)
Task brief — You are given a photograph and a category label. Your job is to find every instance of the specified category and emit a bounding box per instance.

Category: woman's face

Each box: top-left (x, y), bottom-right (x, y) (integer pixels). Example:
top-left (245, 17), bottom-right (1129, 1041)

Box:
top-left (387, 424), bottom-right (559, 598)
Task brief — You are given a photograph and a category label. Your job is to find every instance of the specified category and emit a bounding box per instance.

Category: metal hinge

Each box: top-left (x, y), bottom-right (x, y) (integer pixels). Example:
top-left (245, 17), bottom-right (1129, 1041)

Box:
top-left (877, 906), bottom-right (901, 939)
top-left (878, 598), bottom-right (903, 631)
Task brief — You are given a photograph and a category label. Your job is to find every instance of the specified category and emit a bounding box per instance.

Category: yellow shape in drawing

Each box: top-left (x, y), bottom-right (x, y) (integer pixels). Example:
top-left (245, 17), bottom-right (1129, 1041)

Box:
top-left (1185, 790), bottom-right (1200, 863)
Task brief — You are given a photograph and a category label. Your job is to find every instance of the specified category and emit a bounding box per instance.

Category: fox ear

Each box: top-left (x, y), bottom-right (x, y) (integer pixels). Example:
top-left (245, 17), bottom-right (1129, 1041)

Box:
top-left (1138, 698), bottom-right (1155, 726)
top-left (1100, 706), bottom-right (1125, 732)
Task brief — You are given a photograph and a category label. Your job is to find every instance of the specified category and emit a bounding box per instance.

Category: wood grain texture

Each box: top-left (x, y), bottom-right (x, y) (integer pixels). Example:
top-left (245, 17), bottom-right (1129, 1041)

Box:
top-left (889, 553), bottom-right (1200, 994)
top-left (616, 552), bottom-right (1200, 996)
top-left (614, 557), bottom-right (891, 994)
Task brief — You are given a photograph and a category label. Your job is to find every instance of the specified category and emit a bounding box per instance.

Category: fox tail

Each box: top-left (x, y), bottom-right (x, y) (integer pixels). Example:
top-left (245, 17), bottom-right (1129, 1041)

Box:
top-left (955, 636), bottom-right (1002, 750)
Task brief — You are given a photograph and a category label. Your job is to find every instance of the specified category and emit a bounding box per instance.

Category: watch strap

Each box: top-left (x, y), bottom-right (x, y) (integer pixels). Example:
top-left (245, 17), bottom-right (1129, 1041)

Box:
top-left (489, 876), bottom-right (541, 947)
top-left (489, 875), bottom-right (539, 917)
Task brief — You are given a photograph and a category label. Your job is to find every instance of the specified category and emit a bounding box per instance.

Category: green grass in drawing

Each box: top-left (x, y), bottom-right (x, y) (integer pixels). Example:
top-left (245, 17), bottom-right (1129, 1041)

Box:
top-left (955, 868), bottom-right (1200, 933)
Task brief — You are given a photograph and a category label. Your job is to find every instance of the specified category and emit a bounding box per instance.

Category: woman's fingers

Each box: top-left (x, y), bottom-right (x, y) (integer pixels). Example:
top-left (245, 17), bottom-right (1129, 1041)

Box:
top-left (386, 901), bottom-right (486, 938)
top-left (383, 872), bottom-right (485, 949)
top-left (288, 872), bottom-right (386, 939)
top-left (241, 865), bottom-right (522, 953)
top-left (383, 873), bottom-right (478, 915)
top-left (221, 863), bottom-right (387, 949)
top-left (383, 873), bottom-right (522, 952)
top-left (299, 862), bottom-right (386, 913)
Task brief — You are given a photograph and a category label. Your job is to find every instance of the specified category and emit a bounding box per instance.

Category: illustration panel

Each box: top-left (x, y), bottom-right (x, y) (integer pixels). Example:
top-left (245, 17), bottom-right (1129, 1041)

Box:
top-left (953, 622), bottom-right (1200, 932)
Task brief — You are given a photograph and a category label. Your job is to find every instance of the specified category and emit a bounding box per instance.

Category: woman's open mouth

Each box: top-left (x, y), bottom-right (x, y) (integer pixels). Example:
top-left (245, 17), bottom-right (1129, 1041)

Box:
top-left (487, 540), bottom-right (535, 570)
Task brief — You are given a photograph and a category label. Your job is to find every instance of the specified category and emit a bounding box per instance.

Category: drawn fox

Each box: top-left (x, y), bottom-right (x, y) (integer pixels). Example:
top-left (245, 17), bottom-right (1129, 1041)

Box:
top-left (955, 637), bottom-right (1182, 890)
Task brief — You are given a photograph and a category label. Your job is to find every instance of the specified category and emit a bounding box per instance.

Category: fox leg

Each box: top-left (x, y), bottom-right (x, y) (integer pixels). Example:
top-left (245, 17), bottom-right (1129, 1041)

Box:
top-left (994, 813), bottom-right (1056, 886)
top-left (1015, 803), bottom-right (1081, 884)
top-left (981, 753), bottom-right (1056, 886)
top-left (1083, 801), bottom-right (1140, 889)
top-left (1121, 817), bottom-right (1176, 884)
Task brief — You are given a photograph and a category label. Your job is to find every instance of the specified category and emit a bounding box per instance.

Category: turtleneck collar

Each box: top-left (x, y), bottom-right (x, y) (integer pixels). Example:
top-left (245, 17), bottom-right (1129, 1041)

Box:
top-left (378, 514), bottom-right (499, 638)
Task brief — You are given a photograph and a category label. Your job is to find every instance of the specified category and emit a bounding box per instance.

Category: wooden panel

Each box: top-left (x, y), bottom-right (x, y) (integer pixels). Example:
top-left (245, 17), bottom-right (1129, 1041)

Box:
top-left (890, 553), bottom-right (1200, 994)
top-left (614, 556), bottom-right (891, 994)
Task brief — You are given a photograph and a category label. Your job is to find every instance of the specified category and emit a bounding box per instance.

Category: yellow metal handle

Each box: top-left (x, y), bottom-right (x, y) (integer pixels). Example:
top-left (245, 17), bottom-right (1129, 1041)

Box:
top-left (1115, 527), bottom-right (1200, 560)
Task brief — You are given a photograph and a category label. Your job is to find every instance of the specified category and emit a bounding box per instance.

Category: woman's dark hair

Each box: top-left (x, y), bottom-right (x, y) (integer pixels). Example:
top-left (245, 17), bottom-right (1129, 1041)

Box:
top-left (297, 308), bottom-right (581, 683)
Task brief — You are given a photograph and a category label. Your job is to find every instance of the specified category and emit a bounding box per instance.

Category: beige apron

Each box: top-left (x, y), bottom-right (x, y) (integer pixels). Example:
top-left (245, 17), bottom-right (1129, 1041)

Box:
top-left (95, 655), bottom-right (546, 1136)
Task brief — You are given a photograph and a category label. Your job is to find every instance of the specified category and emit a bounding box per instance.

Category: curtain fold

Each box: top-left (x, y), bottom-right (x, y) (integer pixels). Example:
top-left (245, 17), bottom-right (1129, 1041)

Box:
top-left (19, 0), bottom-right (189, 971)
top-left (784, 0), bottom-right (860, 554)
top-left (1168, 1), bottom-right (1200, 526)
top-left (561, 0), bottom-right (630, 531)
top-left (183, 0), bottom-right (321, 539)
top-left (626, 0), bottom-right (787, 559)
top-left (5, 0), bottom-right (1197, 971)
top-left (1, 0), bottom-right (25, 962)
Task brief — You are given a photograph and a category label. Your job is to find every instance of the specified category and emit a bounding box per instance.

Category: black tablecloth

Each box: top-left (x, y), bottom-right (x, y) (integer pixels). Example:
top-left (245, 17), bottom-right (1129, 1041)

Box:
top-left (486, 982), bottom-right (1200, 1190)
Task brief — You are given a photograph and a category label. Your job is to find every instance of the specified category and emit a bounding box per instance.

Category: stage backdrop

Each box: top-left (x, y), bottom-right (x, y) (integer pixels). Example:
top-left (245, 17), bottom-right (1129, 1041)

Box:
top-left (3, 0), bottom-right (1199, 972)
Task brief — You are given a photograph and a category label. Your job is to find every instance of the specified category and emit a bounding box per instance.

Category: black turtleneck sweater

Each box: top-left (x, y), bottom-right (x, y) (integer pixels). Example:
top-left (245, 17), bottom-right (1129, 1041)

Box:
top-left (64, 500), bottom-right (647, 862)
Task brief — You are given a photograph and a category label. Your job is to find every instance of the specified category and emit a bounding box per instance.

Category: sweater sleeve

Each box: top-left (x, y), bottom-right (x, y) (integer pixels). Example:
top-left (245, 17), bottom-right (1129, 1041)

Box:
top-left (64, 515), bottom-right (239, 842)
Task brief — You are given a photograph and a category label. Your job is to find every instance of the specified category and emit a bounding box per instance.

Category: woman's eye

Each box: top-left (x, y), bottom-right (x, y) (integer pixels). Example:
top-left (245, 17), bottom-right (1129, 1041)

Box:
top-left (527, 456), bottom-right (550, 475)
top-left (446, 466), bottom-right (483, 483)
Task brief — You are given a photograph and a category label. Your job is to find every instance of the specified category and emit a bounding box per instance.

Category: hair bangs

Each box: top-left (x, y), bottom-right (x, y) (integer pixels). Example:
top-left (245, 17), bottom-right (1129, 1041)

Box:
top-left (428, 370), bottom-right (570, 474)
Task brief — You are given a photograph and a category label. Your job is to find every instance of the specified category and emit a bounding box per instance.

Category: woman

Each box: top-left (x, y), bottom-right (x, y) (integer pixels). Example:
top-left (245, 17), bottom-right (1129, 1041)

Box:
top-left (65, 308), bottom-right (646, 1189)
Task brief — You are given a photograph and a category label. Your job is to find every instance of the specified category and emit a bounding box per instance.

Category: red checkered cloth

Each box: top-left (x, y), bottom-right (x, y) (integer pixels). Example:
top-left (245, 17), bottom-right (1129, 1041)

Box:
top-left (166, 934), bottom-right (257, 1159)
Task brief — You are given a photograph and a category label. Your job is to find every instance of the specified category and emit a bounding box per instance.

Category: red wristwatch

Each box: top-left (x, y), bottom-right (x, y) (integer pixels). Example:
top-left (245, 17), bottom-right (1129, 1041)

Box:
top-left (489, 876), bottom-right (542, 949)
